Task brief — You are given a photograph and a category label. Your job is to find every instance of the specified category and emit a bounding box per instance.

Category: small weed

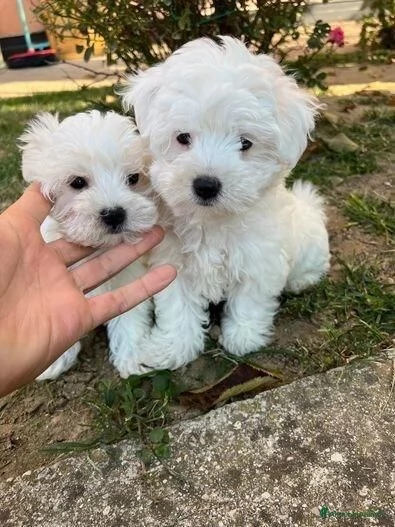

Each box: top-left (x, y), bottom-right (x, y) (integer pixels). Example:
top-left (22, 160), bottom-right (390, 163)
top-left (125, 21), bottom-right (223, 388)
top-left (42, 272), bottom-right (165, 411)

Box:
top-left (45, 371), bottom-right (180, 465)
top-left (344, 194), bottom-right (395, 237)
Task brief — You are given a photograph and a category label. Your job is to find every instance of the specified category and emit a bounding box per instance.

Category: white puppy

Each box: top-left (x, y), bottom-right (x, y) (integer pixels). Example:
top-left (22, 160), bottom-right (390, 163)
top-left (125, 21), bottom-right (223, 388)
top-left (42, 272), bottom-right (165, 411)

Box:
top-left (20, 110), bottom-right (158, 379)
top-left (122, 36), bottom-right (330, 372)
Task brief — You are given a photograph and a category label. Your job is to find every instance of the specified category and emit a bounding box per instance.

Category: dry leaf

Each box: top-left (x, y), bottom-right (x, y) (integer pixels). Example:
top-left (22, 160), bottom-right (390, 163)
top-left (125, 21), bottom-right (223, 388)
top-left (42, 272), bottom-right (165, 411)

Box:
top-left (322, 111), bottom-right (341, 126)
top-left (341, 102), bottom-right (357, 113)
top-left (387, 94), bottom-right (395, 107)
top-left (178, 363), bottom-right (284, 410)
top-left (300, 139), bottom-right (323, 161)
top-left (321, 132), bottom-right (359, 153)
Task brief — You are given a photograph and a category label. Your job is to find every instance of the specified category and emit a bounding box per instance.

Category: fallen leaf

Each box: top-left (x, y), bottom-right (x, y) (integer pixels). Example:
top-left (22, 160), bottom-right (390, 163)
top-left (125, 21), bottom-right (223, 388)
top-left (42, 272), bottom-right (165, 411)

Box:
top-left (178, 363), bottom-right (284, 410)
top-left (300, 139), bottom-right (323, 161)
top-left (341, 102), bottom-right (357, 113)
top-left (322, 111), bottom-right (341, 126)
top-left (387, 94), bottom-right (395, 107)
top-left (321, 132), bottom-right (359, 153)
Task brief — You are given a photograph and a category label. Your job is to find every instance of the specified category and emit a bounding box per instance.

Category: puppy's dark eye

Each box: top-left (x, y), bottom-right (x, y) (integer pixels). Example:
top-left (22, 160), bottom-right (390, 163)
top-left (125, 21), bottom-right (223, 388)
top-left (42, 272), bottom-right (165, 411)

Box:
top-left (240, 137), bottom-right (253, 152)
top-left (176, 133), bottom-right (191, 146)
top-left (70, 176), bottom-right (87, 190)
top-left (127, 173), bottom-right (139, 186)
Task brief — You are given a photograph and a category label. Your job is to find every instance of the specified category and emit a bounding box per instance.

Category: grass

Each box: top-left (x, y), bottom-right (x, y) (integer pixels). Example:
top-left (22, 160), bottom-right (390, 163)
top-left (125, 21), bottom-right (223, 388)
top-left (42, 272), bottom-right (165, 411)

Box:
top-left (344, 194), bottom-right (395, 237)
top-left (281, 259), bottom-right (394, 368)
top-left (294, 49), bottom-right (395, 69)
top-left (289, 106), bottom-right (394, 187)
top-left (291, 149), bottom-right (378, 185)
top-left (339, 93), bottom-right (395, 108)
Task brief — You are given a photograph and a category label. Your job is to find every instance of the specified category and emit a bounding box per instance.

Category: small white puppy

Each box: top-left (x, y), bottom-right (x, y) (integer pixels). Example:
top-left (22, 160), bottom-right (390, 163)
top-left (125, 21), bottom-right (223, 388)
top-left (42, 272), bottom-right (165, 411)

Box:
top-left (20, 110), bottom-right (158, 379)
top-left (122, 36), bottom-right (330, 372)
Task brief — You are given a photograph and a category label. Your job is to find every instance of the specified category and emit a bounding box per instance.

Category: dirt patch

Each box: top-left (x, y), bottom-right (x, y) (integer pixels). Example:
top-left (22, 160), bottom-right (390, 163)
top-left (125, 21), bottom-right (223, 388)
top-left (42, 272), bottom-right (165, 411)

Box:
top-left (325, 63), bottom-right (395, 87)
top-left (0, 328), bottom-right (115, 477)
top-left (1, 78), bottom-right (394, 480)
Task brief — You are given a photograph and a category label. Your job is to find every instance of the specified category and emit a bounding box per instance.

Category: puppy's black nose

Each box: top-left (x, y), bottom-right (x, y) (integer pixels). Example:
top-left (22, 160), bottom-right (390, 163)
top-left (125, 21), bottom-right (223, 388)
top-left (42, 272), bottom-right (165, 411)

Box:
top-left (100, 207), bottom-right (126, 231)
top-left (193, 176), bottom-right (222, 201)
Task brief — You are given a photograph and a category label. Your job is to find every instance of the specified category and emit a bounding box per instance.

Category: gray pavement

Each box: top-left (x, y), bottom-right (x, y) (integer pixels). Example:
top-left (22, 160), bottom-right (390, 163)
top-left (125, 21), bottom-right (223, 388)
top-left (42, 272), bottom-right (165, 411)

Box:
top-left (306, 0), bottom-right (363, 24)
top-left (0, 58), bottom-right (123, 98)
top-left (1, 356), bottom-right (394, 527)
top-left (0, 58), bottom-right (123, 84)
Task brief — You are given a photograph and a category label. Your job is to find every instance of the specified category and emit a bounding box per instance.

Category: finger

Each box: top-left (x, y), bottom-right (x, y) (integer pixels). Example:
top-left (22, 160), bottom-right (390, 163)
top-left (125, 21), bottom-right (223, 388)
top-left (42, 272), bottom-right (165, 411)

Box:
top-left (88, 264), bottom-right (177, 328)
top-left (72, 226), bottom-right (165, 292)
top-left (13, 182), bottom-right (52, 225)
top-left (48, 238), bottom-right (95, 266)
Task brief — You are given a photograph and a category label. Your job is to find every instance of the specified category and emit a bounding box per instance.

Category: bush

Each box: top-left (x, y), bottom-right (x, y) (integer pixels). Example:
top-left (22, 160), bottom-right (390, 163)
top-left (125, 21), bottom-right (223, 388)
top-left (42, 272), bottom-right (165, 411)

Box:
top-left (36, 0), bottom-right (334, 87)
top-left (360, 0), bottom-right (395, 51)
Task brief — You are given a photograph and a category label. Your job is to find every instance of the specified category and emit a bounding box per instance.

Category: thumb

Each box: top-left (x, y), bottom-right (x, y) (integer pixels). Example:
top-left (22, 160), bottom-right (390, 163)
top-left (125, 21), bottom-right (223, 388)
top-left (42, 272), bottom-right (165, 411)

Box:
top-left (11, 183), bottom-right (52, 225)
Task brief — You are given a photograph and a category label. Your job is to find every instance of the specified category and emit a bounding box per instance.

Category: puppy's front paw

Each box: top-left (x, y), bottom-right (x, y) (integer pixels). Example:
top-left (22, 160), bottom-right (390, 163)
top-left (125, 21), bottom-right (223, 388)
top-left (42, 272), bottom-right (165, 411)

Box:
top-left (114, 357), bottom-right (152, 378)
top-left (107, 315), bottom-right (152, 378)
top-left (36, 342), bottom-right (81, 381)
top-left (220, 321), bottom-right (271, 356)
top-left (137, 331), bottom-right (204, 372)
top-left (109, 334), bottom-right (185, 377)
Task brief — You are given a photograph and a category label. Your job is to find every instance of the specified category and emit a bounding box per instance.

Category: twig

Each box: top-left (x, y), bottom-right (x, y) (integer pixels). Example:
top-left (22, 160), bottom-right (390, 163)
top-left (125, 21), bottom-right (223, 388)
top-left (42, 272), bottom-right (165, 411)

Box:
top-left (60, 60), bottom-right (124, 81)
top-left (58, 63), bottom-right (84, 89)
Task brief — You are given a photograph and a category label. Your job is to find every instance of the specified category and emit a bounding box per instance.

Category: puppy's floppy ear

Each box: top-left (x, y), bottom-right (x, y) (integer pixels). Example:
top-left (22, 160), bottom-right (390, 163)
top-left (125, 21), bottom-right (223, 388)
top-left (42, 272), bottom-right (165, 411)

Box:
top-left (271, 71), bottom-right (321, 169)
top-left (255, 54), bottom-right (321, 168)
top-left (19, 112), bottom-right (60, 183)
top-left (121, 66), bottom-right (164, 136)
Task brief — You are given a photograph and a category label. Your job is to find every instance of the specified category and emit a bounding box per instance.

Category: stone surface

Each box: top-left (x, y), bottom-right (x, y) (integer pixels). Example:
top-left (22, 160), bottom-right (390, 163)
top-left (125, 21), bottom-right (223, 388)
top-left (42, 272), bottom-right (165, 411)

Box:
top-left (1, 358), bottom-right (394, 527)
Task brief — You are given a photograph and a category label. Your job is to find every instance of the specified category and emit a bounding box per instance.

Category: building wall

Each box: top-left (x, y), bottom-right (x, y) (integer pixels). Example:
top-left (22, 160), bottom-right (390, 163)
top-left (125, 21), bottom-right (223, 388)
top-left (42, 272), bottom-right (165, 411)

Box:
top-left (0, 0), bottom-right (104, 59)
top-left (0, 0), bottom-right (44, 38)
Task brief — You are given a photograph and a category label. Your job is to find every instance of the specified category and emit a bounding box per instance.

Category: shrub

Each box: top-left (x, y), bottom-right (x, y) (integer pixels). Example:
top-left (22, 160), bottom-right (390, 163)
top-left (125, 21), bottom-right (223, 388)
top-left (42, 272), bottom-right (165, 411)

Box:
top-left (360, 0), bottom-right (395, 51)
top-left (36, 0), bottom-right (334, 88)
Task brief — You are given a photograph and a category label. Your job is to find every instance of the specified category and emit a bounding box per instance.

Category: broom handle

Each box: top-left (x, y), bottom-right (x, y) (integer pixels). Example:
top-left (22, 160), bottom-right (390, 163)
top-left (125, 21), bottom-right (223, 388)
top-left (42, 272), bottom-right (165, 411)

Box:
top-left (15, 0), bottom-right (34, 51)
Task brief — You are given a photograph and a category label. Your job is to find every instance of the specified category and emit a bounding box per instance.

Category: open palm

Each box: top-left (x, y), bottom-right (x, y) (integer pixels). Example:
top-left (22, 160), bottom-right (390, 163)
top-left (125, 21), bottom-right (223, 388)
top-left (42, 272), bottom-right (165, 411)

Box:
top-left (0, 184), bottom-right (175, 396)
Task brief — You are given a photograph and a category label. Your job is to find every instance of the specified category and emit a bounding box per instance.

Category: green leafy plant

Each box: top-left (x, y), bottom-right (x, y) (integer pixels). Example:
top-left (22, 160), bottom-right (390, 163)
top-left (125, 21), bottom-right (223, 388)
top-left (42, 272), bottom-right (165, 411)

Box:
top-left (287, 19), bottom-right (331, 89)
top-left (45, 371), bottom-right (180, 464)
top-left (35, 1), bottom-right (307, 69)
top-left (35, 1), bottom-right (339, 88)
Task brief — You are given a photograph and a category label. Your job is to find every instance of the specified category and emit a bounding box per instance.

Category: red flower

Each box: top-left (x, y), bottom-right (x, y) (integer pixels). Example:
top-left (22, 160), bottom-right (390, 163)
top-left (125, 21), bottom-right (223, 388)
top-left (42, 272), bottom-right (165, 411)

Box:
top-left (328, 26), bottom-right (345, 47)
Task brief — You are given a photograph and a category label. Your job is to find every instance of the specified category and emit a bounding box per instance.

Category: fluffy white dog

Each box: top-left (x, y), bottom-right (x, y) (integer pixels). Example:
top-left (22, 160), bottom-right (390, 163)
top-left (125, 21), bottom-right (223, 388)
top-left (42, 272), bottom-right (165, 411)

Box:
top-left (122, 36), bottom-right (330, 372)
top-left (20, 110), bottom-right (158, 379)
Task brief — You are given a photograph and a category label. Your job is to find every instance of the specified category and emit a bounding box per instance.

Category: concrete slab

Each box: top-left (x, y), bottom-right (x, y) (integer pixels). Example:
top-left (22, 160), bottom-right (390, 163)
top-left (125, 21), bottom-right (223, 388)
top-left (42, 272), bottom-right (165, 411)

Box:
top-left (1, 356), bottom-right (394, 527)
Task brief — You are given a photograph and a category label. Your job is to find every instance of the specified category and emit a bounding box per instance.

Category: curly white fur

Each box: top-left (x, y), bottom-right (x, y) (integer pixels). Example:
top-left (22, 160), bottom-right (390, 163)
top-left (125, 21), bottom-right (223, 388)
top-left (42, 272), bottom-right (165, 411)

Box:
top-left (20, 110), bottom-right (158, 379)
top-left (121, 36), bottom-right (330, 373)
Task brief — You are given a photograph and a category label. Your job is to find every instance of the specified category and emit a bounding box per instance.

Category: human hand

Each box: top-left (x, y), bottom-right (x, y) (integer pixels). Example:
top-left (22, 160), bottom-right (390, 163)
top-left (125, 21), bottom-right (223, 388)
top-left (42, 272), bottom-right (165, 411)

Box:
top-left (0, 184), bottom-right (176, 396)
